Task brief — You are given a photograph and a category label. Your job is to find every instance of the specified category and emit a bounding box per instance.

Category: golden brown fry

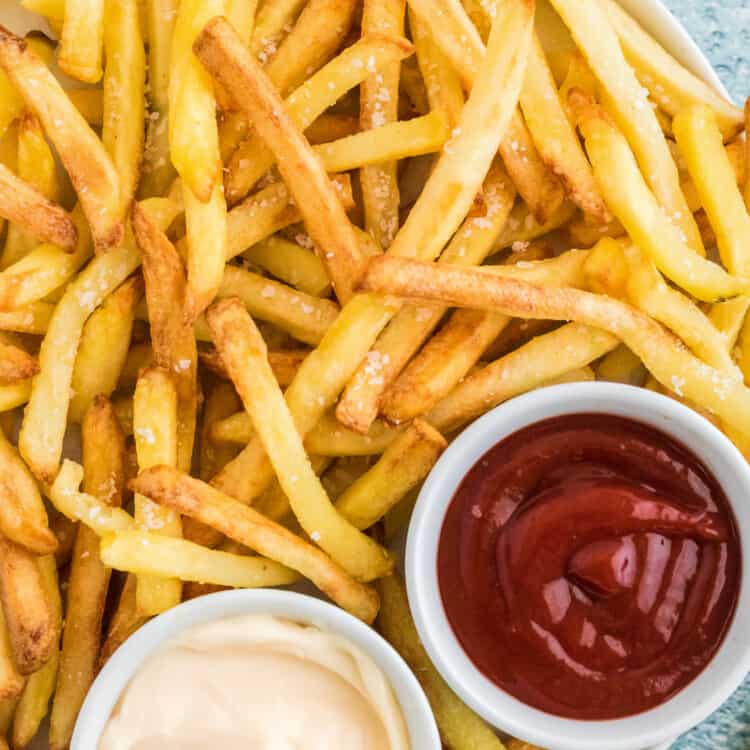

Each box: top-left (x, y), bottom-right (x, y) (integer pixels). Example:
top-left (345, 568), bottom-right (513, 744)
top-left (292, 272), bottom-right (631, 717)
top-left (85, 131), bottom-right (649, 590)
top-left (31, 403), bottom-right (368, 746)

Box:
top-left (359, 256), bottom-right (750, 437)
top-left (50, 395), bottom-right (124, 750)
top-left (377, 573), bottom-right (505, 750)
top-left (200, 347), bottom-right (308, 388)
top-left (335, 420), bottom-right (445, 529)
top-left (132, 204), bottom-right (197, 474)
top-left (0, 26), bottom-right (123, 251)
top-left (0, 336), bottom-right (37, 386)
top-left (132, 466), bottom-right (380, 623)
top-left (194, 18), bottom-right (365, 304)
top-left (59, 0), bottom-right (105, 82)
top-left (360, 0), bottom-right (406, 250)
top-left (0, 535), bottom-right (57, 675)
top-left (304, 114), bottom-right (360, 146)
top-left (199, 381), bottom-right (241, 483)
top-left (597, 344), bottom-right (647, 386)
top-left (0, 164), bottom-right (76, 252)
top-left (68, 89), bottom-right (104, 127)
top-left (98, 575), bottom-right (146, 667)
top-left (250, 0), bottom-right (306, 59)
top-left (207, 298), bottom-right (393, 581)
top-left (69, 276), bottom-right (142, 423)
top-left (0, 606), bottom-right (22, 705)
top-left (11, 555), bottom-right (61, 749)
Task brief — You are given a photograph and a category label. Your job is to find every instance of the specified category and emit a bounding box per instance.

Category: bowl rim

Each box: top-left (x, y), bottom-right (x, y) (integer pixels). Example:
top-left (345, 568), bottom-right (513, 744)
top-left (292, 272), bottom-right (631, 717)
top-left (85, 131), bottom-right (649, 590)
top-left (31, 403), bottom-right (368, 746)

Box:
top-left (71, 588), bottom-right (441, 749)
top-left (406, 382), bottom-right (750, 750)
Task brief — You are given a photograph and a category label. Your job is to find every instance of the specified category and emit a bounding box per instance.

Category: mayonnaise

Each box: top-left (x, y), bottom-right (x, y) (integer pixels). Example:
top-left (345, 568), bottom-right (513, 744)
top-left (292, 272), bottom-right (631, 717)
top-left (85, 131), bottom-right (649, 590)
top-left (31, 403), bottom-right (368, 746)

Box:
top-left (98, 614), bottom-right (411, 750)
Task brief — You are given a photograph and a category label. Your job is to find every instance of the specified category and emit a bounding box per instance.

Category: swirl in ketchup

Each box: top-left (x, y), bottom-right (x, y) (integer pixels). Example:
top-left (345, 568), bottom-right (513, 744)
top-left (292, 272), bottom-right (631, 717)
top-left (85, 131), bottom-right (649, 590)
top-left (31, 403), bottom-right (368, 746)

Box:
top-left (437, 414), bottom-right (741, 720)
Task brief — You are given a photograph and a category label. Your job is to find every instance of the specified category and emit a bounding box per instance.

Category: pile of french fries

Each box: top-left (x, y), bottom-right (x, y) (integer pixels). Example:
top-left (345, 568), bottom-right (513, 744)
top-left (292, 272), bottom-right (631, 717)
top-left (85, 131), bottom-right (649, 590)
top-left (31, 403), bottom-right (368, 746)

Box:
top-left (0, 0), bottom-right (748, 746)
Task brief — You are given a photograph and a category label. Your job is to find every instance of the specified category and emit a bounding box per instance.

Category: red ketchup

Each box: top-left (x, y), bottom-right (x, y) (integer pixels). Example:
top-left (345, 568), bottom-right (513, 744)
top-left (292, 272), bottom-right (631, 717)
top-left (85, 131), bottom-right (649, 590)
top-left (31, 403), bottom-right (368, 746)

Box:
top-left (437, 414), bottom-right (741, 720)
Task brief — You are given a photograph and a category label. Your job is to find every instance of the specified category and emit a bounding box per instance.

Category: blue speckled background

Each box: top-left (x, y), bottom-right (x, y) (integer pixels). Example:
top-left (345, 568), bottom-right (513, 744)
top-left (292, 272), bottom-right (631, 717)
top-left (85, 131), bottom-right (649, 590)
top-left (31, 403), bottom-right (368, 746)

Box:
top-left (663, 4), bottom-right (750, 747)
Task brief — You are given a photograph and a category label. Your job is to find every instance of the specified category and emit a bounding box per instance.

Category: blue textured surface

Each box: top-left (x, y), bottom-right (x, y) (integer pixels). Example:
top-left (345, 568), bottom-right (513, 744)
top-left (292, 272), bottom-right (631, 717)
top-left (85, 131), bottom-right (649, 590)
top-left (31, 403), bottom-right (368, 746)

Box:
top-left (662, 5), bottom-right (750, 747)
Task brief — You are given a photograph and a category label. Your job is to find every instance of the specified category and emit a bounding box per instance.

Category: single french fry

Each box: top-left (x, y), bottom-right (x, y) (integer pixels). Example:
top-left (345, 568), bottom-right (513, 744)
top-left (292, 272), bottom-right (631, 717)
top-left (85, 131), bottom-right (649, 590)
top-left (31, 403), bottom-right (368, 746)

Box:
top-left (118, 342), bottom-right (154, 390)
top-left (337, 161), bottom-right (515, 432)
top-left (0, 607), bottom-right (22, 704)
top-left (409, 10), bottom-right (464, 129)
top-left (98, 575), bottom-right (146, 667)
top-left (0, 304), bottom-right (54, 336)
top-left (244, 236), bottom-right (331, 297)
top-left (0, 382), bottom-right (31, 414)
top-left (132, 368), bottom-right (182, 615)
top-left (520, 34), bottom-right (609, 222)
top-left (377, 573), bottom-right (505, 750)
top-left (304, 114), bottom-right (360, 145)
top-left (68, 89), bottom-right (104, 127)
top-left (359, 0), bottom-right (406, 250)
top-left (335, 420), bottom-right (445, 529)
top-left (0, 425), bottom-right (56, 556)
top-left (674, 105), bottom-right (750, 278)
top-left (622, 243), bottom-right (740, 374)
top-left (139, 0), bottom-right (178, 198)
top-left (1, 114), bottom-right (61, 269)
top-left (132, 204), bottom-right (198, 473)
top-left (226, 34), bottom-right (414, 204)
top-left (359, 256), bottom-right (750, 437)
top-left (19, 242), bottom-right (141, 482)
top-left (710, 296), bottom-right (750, 352)
top-left (314, 113), bottom-right (448, 173)
top-left (493, 199), bottom-right (576, 252)
top-left (597, 344), bottom-right (647, 386)
top-left (195, 18), bottom-right (366, 304)
top-left (0, 27), bottom-right (124, 251)
top-left (69, 276), bottom-right (142, 423)
top-left (583, 236), bottom-right (629, 297)
top-left (0, 164), bottom-right (76, 252)
top-left (132, 466), bottom-right (380, 622)
top-left (0, 535), bottom-right (57, 675)
top-left (49, 396), bottom-right (125, 750)
top-left (571, 91), bottom-right (746, 302)
top-left (59, 0), bottom-right (105, 82)
top-left (216, 265), bottom-right (339, 346)
top-left (0, 336), bottom-right (37, 386)
top-left (11, 555), bottom-right (61, 749)
top-left (226, 175), bottom-right (353, 260)
top-left (548, 0), bottom-right (702, 253)
top-left (207, 298), bottom-right (393, 581)
top-left (102, 0), bottom-right (145, 217)
top-left (600, 0), bottom-right (743, 139)
top-left (250, 0), bottom-right (306, 58)
top-left (383, 251), bottom-right (590, 424)
top-left (101, 530), bottom-right (299, 587)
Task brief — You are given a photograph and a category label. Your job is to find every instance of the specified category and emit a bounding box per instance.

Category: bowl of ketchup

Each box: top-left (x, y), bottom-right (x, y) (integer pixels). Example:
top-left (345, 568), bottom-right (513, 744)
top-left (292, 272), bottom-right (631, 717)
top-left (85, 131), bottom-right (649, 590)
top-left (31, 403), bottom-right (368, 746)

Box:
top-left (406, 382), bottom-right (750, 750)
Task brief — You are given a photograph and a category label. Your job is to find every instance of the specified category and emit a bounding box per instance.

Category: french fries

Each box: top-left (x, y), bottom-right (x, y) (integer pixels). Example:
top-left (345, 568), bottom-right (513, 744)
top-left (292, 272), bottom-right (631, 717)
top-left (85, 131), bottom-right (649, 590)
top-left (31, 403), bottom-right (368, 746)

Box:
top-left (49, 396), bottom-right (125, 750)
top-left (132, 466), bottom-right (380, 623)
top-left (0, 335), bottom-right (37, 386)
top-left (207, 297), bottom-right (393, 581)
top-left (59, 0), bottom-right (106, 83)
top-left (0, 606), bottom-right (22, 704)
top-left (0, 26), bottom-right (124, 251)
top-left (0, 535), bottom-right (57, 675)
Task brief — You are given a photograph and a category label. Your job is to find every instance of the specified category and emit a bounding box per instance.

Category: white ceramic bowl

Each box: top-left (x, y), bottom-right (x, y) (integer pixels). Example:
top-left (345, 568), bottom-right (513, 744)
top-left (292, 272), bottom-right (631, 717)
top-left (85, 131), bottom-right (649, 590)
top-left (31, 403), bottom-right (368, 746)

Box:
top-left (406, 383), bottom-right (750, 750)
top-left (71, 589), bottom-right (440, 749)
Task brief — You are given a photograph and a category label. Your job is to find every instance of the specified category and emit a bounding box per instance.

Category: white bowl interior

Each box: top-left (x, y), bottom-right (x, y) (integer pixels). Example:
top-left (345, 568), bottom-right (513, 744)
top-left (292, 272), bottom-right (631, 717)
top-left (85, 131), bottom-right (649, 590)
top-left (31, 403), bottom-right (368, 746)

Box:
top-left (407, 383), bottom-right (750, 750)
top-left (71, 589), bottom-right (440, 749)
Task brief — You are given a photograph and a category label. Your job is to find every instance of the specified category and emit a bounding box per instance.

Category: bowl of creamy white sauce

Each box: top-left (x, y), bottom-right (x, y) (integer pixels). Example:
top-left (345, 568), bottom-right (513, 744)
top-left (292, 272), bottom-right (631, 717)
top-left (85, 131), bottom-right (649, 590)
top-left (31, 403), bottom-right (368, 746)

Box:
top-left (71, 589), bottom-right (439, 749)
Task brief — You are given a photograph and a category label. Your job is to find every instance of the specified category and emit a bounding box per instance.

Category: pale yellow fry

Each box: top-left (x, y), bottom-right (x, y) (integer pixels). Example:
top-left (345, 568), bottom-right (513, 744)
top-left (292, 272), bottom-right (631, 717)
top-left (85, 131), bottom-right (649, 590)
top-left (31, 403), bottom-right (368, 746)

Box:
top-left (337, 161), bottom-right (515, 432)
top-left (674, 105), bottom-right (750, 278)
top-left (139, 0), bottom-right (179, 198)
top-left (0, 381), bottom-right (31, 413)
top-left (0, 303), bottom-right (54, 336)
top-left (597, 345), bottom-right (647, 386)
top-left (314, 113), bottom-right (448, 172)
top-left (207, 298), bottom-right (393, 582)
top-left (11, 555), bottom-right (61, 750)
top-left (360, 0), bottom-right (406, 250)
top-left (250, 0), bottom-right (306, 56)
top-left (226, 0), bottom-right (258, 45)
top-left (377, 573), bottom-right (505, 750)
top-left (19, 245), bottom-right (140, 482)
top-left (183, 181), bottom-right (228, 321)
top-left (244, 236), bottom-right (331, 297)
top-left (548, 0), bottom-right (702, 253)
top-left (573, 93), bottom-right (746, 302)
top-left (710, 296), bottom-right (750, 352)
top-left (216, 265), bottom-right (339, 346)
top-left (359, 256), bottom-right (750, 438)
top-left (226, 34), bottom-right (414, 204)
top-left (101, 530), bottom-right (299, 587)
top-left (68, 88), bottom-right (104, 127)
top-left (623, 243), bottom-right (740, 375)
top-left (493, 199), bottom-right (576, 252)
top-left (103, 0), bottom-right (145, 216)
top-left (0, 28), bottom-right (123, 251)
top-left (335, 420), bottom-right (445, 529)
top-left (600, 0), bottom-right (743, 139)
top-left (133, 367), bottom-right (182, 615)
top-left (59, 0), bottom-right (105, 82)
top-left (520, 34), bottom-right (608, 222)
top-left (168, 0), bottom-right (223, 200)
top-left (409, 9), bottom-right (464, 128)
top-left (69, 276), bottom-right (141, 423)
top-left (1, 114), bottom-right (61, 269)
